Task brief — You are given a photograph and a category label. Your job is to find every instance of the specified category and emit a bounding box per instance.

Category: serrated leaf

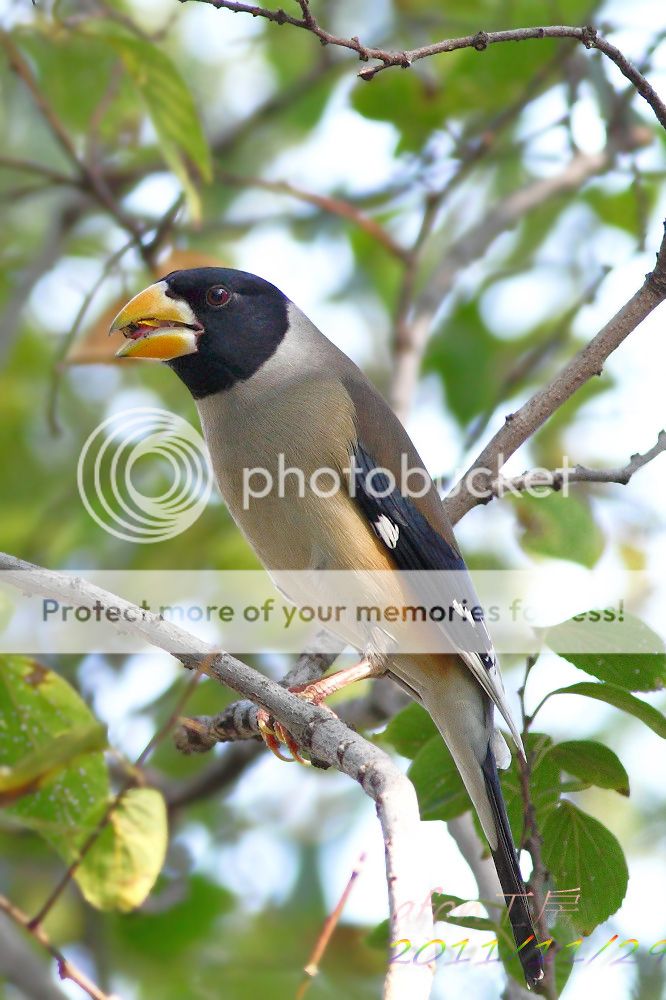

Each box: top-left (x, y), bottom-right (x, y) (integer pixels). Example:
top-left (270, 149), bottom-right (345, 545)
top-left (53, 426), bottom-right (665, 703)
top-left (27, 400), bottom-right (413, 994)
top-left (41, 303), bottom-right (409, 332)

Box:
top-left (545, 740), bottom-right (629, 796)
top-left (76, 788), bottom-right (168, 912)
top-left (407, 736), bottom-right (470, 821)
top-left (546, 614), bottom-right (666, 691)
top-left (541, 802), bottom-right (628, 934)
top-left (546, 682), bottom-right (666, 738)
top-left (379, 702), bottom-right (437, 759)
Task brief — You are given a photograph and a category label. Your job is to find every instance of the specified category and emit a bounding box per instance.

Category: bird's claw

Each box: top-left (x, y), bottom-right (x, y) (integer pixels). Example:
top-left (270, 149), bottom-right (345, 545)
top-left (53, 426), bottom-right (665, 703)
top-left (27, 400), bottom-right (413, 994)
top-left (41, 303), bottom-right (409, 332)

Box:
top-left (256, 708), bottom-right (312, 766)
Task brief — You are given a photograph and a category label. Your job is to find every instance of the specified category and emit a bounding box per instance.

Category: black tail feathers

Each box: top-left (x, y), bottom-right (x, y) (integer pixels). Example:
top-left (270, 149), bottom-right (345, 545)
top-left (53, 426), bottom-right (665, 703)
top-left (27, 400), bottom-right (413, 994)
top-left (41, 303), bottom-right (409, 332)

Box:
top-left (481, 744), bottom-right (545, 990)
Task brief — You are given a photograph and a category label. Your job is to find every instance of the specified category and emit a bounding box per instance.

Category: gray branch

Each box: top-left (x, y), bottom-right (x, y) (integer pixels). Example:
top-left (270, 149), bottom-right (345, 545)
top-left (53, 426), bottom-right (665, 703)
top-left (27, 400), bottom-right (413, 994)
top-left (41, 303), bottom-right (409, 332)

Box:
top-left (444, 225), bottom-right (666, 524)
top-left (0, 553), bottom-right (435, 1000)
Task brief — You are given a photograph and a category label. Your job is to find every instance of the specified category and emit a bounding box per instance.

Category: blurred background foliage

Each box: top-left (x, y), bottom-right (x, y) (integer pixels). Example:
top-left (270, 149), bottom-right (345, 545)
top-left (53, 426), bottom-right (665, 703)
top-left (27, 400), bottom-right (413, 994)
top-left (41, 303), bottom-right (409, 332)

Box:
top-left (0, 0), bottom-right (666, 998)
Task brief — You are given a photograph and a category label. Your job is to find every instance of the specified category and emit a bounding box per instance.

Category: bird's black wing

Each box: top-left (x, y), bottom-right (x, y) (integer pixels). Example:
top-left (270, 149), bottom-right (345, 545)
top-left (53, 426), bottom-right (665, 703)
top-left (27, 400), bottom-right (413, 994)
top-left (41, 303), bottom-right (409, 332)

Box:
top-left (350, 441), bottom-right (523, 752)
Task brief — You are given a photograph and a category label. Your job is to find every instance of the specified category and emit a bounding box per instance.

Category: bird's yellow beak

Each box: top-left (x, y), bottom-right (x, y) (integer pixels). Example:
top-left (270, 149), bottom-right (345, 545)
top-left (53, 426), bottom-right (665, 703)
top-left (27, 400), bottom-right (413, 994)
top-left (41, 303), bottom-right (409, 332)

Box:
top-left (110, 281), bottom-right (202, 360)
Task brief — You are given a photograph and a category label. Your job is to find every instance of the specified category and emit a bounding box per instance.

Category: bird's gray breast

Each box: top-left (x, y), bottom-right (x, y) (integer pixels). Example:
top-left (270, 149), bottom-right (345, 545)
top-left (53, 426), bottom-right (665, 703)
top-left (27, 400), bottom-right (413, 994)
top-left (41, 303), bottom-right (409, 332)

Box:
top-left (195, 370), bottom-right (358, 571)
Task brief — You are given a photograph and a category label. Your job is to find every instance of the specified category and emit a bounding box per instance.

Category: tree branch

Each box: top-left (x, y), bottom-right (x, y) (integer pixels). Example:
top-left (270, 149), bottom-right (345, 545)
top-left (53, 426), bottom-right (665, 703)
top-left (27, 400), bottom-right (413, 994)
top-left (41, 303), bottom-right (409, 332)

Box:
top-left (0, 896), bottom-right (111, 1000)
top-left (174, 630), bottom-right (340, 754)
top-left (217, 171), bottom-right (408, 261)
top-left (443, 224), bottom-right (666, 524)
top-left (390, 141), bottom-right (639, 419)
top-left (456, 430), bottom-right (666, 508)
top-left (190, 3), bottom-right (666, 129)
top-left (0, 552), bottom-right (435, 1000)
top-left (0, 32), bottom-right (151, 266)
top-left (0, 913), bottom-right (70, 1000)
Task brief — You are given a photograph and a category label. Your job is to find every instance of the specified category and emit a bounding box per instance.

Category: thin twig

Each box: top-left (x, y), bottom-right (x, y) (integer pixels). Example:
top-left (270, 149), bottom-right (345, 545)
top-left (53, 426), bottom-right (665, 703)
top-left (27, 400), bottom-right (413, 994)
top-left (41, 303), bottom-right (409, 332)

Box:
top-left (444, 223), bottom-right (666, 524)
top-left (218, 170), bottom-right (407, 260)
top-left (296, 851), bottom-right (367, 999)
top-left (191, 4), bottom-right (666, 129)
top-left (0, 155), bottom-right (77, 186)
top-left (480, 430), bottom-right (666, 503)
top-left (0, 895), bottom-right (112, 1000)
top-left (390, 144), bottom-right (627, 420)
top-left (46, 235), bottom-right (138, 435)
top-left (0, 32), bottom-right (150, 263)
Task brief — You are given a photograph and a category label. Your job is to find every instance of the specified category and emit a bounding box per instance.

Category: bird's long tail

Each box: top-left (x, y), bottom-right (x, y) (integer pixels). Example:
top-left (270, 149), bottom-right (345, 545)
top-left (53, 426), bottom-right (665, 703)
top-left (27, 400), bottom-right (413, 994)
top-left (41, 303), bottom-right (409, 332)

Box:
top-left (418, 668), bottom-right (544, 989)
top-left (480, 742), bottom-right (544, 989)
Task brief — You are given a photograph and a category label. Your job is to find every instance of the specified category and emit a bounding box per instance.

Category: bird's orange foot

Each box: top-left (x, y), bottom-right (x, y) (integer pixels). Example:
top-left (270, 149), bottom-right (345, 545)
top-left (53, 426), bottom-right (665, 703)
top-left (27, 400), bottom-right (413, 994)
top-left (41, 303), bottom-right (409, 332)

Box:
top-left (256, 707), bottom-right (312, 766)
top-left (255, 658), bottom-right (386, 767)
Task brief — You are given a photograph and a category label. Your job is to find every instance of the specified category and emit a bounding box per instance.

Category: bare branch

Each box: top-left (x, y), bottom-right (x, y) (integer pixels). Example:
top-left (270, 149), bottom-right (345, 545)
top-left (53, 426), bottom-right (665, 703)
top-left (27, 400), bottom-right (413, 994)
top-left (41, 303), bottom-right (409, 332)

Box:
top-left (218, 171), bottom-right (408, 260)
top-left (189, 4), bottom-right (666, 128)
top-left (0, 913), bottom-right (69, 1000)
top-left (0, 552), bottom-right (435, 999)
top-left (0, 895), bottom-right (111, 1000)
top-left (444, 224), bottom-right (666, 523)
top-left (479, 431), bottom-right (666, 505)
top-left (174, 629), bottom-right (339, 754)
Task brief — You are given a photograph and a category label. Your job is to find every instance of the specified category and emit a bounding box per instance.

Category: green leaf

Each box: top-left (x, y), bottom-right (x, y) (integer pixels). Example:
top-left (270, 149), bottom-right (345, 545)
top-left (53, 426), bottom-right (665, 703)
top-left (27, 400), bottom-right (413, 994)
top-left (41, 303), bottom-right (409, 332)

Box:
top-left (541, 802), bottom-right (628, 934)
top-left (407, 736), bottom-right (470, 821)
top-left (513, 492), bottom-right (604, 567)
top-left (0, 722), bottom-right (107, 805)
top-left (379, 702), bottom-right (437, 759)
top-left (76, 788), bottom-right (168, 912)
top-left (87, 22), bottom-right (212, 213)
top-left (432, 893), bottom-right (494, 931)
top-left (365, 918), bottom-right (389, 949)
top-left (584, 183), bottom-right (658, 235)
top-left (423, 298), bottom-right (540, 426)
top-left (0, 656), bottom-right (165, 911)
top-left (546, 614), bottom-right (666, 691)
top-left (111, 874), bottom-right (234, 957)
top-left (0, 655), bottom-right (109, 883)
top-left (544, 740), bottom-right (629, 796)
top-left (546, 682), bottom-right (666, 738)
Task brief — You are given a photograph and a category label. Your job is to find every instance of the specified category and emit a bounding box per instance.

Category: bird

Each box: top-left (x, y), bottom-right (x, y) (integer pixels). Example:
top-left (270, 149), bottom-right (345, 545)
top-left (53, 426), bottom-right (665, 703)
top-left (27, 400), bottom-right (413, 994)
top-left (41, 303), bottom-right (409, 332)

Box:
top-left (110, 266), bottom-right (544, 989)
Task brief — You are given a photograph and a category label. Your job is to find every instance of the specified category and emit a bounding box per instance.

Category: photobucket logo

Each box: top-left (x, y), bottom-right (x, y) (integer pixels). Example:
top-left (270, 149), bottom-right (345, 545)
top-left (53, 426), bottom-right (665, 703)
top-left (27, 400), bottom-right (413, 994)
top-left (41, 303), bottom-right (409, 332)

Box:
top-left (77, 407), bottom-right (213, 543)
top-left (241, 453), bottom-right (573, 508)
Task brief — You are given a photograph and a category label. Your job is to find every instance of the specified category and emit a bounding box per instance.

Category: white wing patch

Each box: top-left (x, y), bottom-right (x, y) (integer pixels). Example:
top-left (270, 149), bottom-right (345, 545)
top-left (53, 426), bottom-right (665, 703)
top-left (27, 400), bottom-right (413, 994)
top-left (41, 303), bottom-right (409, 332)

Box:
top-left (452, 598), bottom-right (476, 627)
top-left (374, 514), bottom-right (399, 549)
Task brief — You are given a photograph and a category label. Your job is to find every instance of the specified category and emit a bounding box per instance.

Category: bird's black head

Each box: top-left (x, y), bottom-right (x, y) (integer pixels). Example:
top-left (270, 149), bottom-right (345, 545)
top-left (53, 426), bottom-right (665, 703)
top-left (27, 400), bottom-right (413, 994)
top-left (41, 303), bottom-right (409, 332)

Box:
top-left (110, 267), bottom-right (290, 398)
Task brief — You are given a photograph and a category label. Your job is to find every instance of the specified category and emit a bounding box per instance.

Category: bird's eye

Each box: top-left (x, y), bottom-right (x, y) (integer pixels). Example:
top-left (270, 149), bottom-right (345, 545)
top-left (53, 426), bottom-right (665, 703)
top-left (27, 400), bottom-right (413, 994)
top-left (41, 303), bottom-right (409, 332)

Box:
top-left (206, 285), bottom-right (231, 308)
